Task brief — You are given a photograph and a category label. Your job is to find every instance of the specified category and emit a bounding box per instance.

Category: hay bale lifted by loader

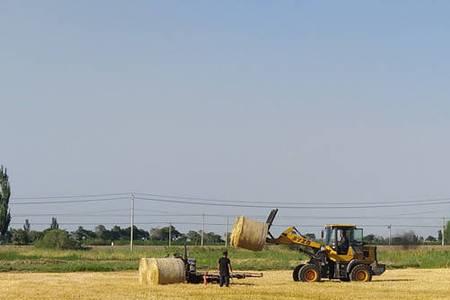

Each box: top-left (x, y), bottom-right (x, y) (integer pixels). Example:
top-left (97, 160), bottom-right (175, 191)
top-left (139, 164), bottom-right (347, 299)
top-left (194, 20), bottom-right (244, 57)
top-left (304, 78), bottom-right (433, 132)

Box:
top-left (230, 216), bottom-right (268, 251)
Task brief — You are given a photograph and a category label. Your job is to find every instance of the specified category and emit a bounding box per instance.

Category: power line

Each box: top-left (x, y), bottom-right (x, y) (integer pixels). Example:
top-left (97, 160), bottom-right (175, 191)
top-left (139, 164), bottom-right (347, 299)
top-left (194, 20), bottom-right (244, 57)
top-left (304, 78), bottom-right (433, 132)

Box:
top-left (11, 208), bottom-right (169, 215)
top-left (134, 196), bottom-right (450, 209)
top-left (398, 209), bottom-right (446, 216)
top-left (135, 192), bottom-right (450, 206)
top-left (11, 213), bottom-right (219, 217)
top-left (11, 194), bottom-right (450, 208)
top-left (12, 192), bottom-right (129, 200)
top-left (10, 196), bottom-right (128, 205)
top-left (10, 191), bottom-right (450, 208)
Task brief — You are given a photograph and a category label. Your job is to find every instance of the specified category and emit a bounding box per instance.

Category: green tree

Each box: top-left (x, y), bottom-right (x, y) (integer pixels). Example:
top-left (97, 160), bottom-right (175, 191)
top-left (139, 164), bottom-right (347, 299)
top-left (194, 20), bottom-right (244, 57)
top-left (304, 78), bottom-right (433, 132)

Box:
top-left (160, 225), bottom-right (181, 241)
top-left (110, 225), bottom-right (122, 241)
top-left (364, 234), bottom-right (376, 243)
top-left (95, 225), bottom-right (111, 240)
top-left (305, 233), bottom-right (316, 240)
top-left (35, 229), bottom-right (80, 249)
top-left (0, 166), bottom-right (11, 241)
top-left (186, 230), bottom-right (201, 244)
top-left (23, 219), bottom-right (31, 232)
top-left (134, 226), bottom-right (149, 240)
top-left (204, 231), bottom-right (224, 244)
top-left (392, 231), bottom-right (419, 245)
top-left (11, 229), bottom-right (29, 245)
top-left (444, 221), bottom-right (450, 244)
top-left (425, 235), bottom-right (437, 243)
top-left (122, 226), bottom-right (149, 241)
top-left (364, 234), bottom-right (385, 245)
top-left (29, 230), bottom-right (44, 243)
top-left (149, 227), bottom-right (163, 240)
top-left (72, 226), bottom-right (95, 241)
top-left (50, 217), bottom-right (59, 230)
top-left (149, 226), bottom-right (180, 241)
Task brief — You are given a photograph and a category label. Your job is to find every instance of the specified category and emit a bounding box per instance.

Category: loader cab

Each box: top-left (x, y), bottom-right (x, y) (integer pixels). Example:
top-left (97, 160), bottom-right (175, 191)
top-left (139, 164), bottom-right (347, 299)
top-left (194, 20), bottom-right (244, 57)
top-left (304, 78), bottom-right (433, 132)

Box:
top-left (323, 225), bottom-right (363, 255)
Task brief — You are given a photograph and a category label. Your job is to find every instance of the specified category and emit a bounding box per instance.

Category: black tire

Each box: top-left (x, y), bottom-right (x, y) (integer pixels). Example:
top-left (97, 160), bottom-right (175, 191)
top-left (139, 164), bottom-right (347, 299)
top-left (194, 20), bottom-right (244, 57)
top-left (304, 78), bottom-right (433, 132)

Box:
top-left (349, 264), bottom-right (372, 282)
top-left (292, 264), bottom-right (304, 282)
top-left (299, 264), bottom-right (321, 282)
top-left (340, 277), bottom-right (350, 282)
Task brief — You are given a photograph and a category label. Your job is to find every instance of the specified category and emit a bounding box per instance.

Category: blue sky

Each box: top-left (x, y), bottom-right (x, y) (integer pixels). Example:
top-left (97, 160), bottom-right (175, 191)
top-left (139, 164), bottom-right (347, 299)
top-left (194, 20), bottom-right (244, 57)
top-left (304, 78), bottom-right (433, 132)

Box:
top-left (1, 1), bottom-right (450, 236)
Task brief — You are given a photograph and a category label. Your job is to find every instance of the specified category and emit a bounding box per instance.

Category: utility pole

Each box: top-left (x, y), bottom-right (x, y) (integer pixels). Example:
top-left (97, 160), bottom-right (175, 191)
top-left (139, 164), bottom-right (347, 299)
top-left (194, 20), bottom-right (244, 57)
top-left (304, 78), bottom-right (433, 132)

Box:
top-left (388, 225), bottom-right (392, 246)
top-left (225, 216), bottom-right (229, 247)
top-left (130, 193), bottom-right (135, 251)
top-left (201, 213), bottom-right (205, 247)
top-left (442, 217), bottom-right (446, 247)
top-left (169, 223), bottom-right (172, 247)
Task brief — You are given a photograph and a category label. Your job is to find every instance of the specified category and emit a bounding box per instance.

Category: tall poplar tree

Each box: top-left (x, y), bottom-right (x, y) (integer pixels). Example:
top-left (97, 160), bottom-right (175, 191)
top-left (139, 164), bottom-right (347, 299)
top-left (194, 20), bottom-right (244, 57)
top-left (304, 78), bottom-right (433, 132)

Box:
top-left (0, 166), bottom-right (11, 240)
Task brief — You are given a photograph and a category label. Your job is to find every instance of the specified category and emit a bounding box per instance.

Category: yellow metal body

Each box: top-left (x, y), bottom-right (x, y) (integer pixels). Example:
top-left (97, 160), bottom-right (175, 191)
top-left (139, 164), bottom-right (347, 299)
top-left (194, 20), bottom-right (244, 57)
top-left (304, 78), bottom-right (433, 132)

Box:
top-left (265, 209), bottom-right (385, 281)
top-left (272, 225), bottom-right (377, 264)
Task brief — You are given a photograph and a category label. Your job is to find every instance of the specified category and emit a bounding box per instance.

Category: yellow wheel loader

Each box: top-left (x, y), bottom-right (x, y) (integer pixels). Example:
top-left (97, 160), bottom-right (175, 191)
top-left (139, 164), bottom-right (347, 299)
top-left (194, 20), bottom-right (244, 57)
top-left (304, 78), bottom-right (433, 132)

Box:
top-left (265, 209), bottom-right (385, 282)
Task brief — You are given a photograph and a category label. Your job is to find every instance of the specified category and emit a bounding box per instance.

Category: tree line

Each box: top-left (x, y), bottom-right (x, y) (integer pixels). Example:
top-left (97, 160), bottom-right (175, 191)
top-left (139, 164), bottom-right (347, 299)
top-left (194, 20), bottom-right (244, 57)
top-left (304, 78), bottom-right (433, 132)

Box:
top-left (7, 217), bottom-right (225, 246)
top-left (4, 217), bottom-right (448, 248)
top-left (363, 230), bottom-right (444, 245)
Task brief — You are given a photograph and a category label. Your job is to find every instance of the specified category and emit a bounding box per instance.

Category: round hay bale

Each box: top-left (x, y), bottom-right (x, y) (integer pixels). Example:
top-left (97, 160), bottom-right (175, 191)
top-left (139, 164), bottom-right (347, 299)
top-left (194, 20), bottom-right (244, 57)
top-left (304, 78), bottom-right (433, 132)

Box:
top-left (147, 258), bottom-right (186, 285)
top-left (230, 216), bottom-right (268, 251)
top-left (138, 258), bottom-right (151, 284)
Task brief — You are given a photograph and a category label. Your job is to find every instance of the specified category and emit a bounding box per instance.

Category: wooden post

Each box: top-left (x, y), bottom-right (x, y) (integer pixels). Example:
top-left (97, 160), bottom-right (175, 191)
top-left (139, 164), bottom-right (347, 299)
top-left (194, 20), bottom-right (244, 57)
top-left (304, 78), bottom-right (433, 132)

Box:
top-left (388, 225), bottom-right (392, 246)
top-left (130, 193), bottom-right (135, 251)
top-left (201, 213), bottom-right (205, 247)
top-left (225, 216), bottom-right (229, 247)
top-left (169, 223), bottom-right (172, 247)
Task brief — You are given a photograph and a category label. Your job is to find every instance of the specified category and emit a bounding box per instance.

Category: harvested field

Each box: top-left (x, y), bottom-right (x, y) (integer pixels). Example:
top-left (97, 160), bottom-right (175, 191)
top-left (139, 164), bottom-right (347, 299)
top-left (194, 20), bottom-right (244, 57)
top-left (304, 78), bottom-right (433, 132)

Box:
top-left (2, 269), bottom-right (450, 300)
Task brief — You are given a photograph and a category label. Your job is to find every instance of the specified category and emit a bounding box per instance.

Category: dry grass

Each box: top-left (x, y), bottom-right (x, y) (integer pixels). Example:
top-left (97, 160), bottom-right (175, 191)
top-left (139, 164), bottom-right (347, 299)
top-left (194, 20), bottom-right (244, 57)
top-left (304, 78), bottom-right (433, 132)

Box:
top-left (2, 269), bottom-right (450, 300)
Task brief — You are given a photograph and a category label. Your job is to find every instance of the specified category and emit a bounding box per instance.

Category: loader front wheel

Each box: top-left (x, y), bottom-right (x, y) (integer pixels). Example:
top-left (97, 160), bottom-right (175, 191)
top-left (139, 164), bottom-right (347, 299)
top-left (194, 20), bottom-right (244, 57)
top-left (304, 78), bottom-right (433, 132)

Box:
top-left (292, 264), bottom-right (304, 282)
top-left (350, 264), bottom-right (372, 282)
top-left (299, 264), bottom-right (320, 282)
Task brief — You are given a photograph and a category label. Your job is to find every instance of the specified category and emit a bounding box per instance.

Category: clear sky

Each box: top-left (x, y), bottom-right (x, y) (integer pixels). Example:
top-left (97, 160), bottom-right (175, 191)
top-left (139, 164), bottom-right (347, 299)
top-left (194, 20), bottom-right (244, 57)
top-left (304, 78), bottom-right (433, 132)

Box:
top-left (2, 1), bottom-right (450, 237)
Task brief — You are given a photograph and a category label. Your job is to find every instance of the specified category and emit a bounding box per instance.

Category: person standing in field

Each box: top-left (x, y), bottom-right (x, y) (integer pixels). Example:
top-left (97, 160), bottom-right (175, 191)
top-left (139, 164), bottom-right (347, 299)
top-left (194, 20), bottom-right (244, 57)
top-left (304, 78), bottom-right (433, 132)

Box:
top-left (218, 251), bottom-right (232, 287)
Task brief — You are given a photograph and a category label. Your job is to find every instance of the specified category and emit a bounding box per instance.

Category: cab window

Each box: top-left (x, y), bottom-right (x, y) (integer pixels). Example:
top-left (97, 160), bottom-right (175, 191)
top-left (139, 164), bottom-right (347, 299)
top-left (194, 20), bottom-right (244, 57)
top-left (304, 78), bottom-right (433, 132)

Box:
top-left (351, 228), bottom-right (363, 245)
top-left (324, 228), bottom-right (334, 245)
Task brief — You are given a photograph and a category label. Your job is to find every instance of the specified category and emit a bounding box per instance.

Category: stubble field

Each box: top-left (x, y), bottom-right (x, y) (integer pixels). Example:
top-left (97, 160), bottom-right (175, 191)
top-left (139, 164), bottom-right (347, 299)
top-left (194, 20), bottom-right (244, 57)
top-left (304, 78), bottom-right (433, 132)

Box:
top-left (2, 268), bottom-right (450, 300)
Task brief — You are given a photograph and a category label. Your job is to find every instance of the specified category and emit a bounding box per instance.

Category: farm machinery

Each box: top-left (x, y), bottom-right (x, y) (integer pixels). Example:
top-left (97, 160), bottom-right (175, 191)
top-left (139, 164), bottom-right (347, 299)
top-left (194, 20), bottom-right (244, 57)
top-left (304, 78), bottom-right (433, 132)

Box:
top-left (265, 209), bottom-right (385, 282)
top-left (178, 244), bottom-right (263, 284)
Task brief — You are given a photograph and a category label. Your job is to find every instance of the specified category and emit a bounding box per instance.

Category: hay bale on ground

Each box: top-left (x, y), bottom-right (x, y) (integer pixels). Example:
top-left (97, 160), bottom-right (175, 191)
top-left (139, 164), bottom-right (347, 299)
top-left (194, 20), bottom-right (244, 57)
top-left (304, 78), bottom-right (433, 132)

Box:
top-left (230, 216), bottom-right (268, 251)
top-left (146, 258), bottom-right (186, 285)
top-left (138, 258), bottom-right (152, 284)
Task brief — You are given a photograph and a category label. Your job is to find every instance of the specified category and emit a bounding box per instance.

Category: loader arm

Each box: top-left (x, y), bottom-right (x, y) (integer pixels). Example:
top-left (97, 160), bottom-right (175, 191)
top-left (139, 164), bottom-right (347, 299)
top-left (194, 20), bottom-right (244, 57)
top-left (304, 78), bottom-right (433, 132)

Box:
top-left (270, 226), bottom-right (322, 250)
top-left (265, 209), bottom-right (322, 251)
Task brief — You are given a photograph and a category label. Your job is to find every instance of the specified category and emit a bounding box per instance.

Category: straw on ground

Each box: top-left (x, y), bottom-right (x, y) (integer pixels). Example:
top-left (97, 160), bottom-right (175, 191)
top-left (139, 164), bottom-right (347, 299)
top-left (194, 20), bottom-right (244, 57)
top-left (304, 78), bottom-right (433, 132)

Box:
top-left (2, 269), bottom-right (450, 300)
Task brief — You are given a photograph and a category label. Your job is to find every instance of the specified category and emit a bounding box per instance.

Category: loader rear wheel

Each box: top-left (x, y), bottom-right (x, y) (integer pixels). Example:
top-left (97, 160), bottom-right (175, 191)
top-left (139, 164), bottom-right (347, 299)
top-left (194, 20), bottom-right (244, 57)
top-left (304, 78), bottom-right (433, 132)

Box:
top-left (350, 264), bottom-right (372, 282)
top-left (299, 264), bottom-right (320, 282)
top-left (292, 264), bottom-right (304, 282)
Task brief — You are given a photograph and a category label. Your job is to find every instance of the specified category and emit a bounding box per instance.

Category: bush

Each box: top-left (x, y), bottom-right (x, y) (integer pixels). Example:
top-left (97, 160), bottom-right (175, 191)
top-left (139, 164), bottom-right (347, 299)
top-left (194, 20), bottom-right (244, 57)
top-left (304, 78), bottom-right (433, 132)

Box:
top-left (29, 231), bottom-right (44, 243)
top-left (11, 229), bottom-right (29, 245)
top-left (35, 229), bottom-right (81, 249)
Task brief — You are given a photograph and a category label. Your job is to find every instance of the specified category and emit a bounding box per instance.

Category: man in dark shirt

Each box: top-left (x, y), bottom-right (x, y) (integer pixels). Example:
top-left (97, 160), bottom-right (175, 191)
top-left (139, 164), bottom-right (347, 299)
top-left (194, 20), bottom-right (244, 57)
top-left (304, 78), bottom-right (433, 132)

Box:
top-left (337, 231), bottom-right (350, 254)
top-left (218, 251), bottom-right (232, 287)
